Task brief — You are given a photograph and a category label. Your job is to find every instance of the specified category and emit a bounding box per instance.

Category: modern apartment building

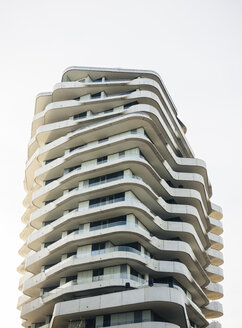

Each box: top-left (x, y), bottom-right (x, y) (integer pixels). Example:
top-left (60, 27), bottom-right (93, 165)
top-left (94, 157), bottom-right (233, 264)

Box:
top-left (18, 67), bottom-right (224, 328)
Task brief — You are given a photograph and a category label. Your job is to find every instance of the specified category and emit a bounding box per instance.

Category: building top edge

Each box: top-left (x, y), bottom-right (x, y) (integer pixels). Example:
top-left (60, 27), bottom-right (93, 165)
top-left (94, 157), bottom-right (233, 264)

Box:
top-left (61, 66), bottom-right (178, 115)
top-left (61, 66), bottom-right (162, 80)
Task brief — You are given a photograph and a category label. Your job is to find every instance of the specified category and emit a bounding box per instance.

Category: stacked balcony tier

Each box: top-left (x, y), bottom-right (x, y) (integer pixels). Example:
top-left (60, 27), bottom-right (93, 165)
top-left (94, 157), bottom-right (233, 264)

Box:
top-left (18, 67), bottom-right (223, 328)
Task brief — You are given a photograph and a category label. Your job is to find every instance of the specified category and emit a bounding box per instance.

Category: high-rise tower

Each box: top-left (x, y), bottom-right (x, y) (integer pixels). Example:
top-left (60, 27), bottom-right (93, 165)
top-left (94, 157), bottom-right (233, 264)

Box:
top-left (18, 67), bottom-right (224, 328)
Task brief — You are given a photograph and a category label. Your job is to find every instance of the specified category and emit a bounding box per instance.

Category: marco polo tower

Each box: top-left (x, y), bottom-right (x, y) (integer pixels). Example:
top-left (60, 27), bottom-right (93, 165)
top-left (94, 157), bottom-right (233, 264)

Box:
top-left (18, 67), bottom-right (224, 328)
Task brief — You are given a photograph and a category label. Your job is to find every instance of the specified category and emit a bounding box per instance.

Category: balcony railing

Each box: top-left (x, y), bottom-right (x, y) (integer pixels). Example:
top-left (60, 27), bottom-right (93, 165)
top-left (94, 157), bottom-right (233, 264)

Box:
top-left (43, 221), bottom-right (151, 251)
top-left (43, 130), bottom-right (148, 168)
top-left (90, 246), bottom-right (150, 260)
top-left (42, 197), bottom-right (155, 232)
top-left (44, 245), bottom-right (149, 274)
top-left (43, 272), bottom-right (146, 298)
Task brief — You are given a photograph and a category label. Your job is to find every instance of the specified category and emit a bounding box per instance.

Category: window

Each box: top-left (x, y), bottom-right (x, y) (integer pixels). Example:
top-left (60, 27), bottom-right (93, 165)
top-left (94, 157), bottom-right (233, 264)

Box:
top-left (88, 175), bottom-right (106, 186)
top-left (119, 151), bottom-right (125, 158)
top-left (73, 112), bottom-right (87, 120)
top-left (85, 319), bottom-right (95, 328)
top-left (67, 165), bottom-right (81, 172)
top-left (67, 252), bottom-right (76, 258)
top-left (131, 129), bottom-right (137, 134)
top-left (134, 311), bottom-right (142, 323)
top-left (125, 242), bottom-right (141, 252)
top-left (45, 157), bottom-right (58, 165)
top-left (42, 286), bottom-right (58, 293)
top-left (111, 311), bottom-right (134, 325)
top-left (130, 267), bottom-right (139, 278)
top-left (98, 137), bottom-right (109, 143)
top-left (70, 144), bottom-right (86, 152)
top-left (43, 220), bottom-right (55, 226)
top-left (66, 275), bottom-right (77, 283)
top-left (91, 92), bottom-right (101, 99)
top-left (154, 276), bottom-right (173, 287)
top-left (73, 97), bottom-right (80, 101)
top-left (104, 108), bottom-right (114, 114)
top-left (44, 199), bottom-right (56, 205)
top-left (90, 215), bottom-right (126, 230)
top-left (67, 208), bottom-right (78, 213)
top-left (130, 267), bottom-right (144, 280)
top-left (92, 267), bottom-right (104, 281)
top-left (124, 101), bottom-right (138, 109)
top-left (44, 263), bottom-right (56, 270)
top-left (166, 217), bottom-right (182, 222)
top-left (167, 199), bottom-right (177, 204)
top-left (97, 156), bottom-right (107, 164)
top-left (125, 89), bottom-right (135, 94)
top-left (67, 229), bottom-right (77, 235)
top-left (89, 192), bottom-right (125, 208)
top-left (45, 177), bottom-right (59, 185)
top-left (92, 242), bottom-right (105, 254)
top-left (88, 171), bottom-right (123, 187)
top-left (103, 314), bottom-right (111, 327)
top-left (120, 264), bottom-right (127, 275)
top-left (93, 77), bottom-right (102, 82)
top-left (44, 241), bottom-right (55, 248)
top-left (68, 187), bottom-right (77, 192)
top-left (90, 220), bottom-right (103, 230)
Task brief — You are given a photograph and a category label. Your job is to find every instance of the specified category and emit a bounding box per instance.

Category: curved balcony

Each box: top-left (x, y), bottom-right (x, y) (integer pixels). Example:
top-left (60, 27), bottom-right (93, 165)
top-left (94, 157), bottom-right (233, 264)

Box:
top-left (209, 217), bottom-right (223, 235)
top-left (20, 223), bottom-right (34, 241)
top-left (48, 286), bottom-right (208, 328)
top-left (17, 294), bottom-right (31, 310)
top-left (19, 67), bottom-right (223, 328)
top-left (30, 134), bottom-right (210, 216)
top-left (30, 173), bottom-right (209, 245)
top-left (30, 100), bottom-right (208, 190)
top-left (31, 87), bottom-right (191, 161)
top-left (203, 282), bottom-right (223, 300)
top-left (23, 254), bottom-right (207, 307)
top-left (33, 154), bottom-right (208, 225)
top-left (18, 272), bottom-right (33, 291)
top-left (26, 109), bottom-right (211, 200)
top-left (210, 202), bottom-right (223, 220)
top-left (208, 232), bottom-right (223, 250)
top-left (60, 67), bottom-right (176, 115)
top-left (19, 242), bottom-right (30, 257)
top-left (205, 265), bottom-right (224, 283)
top-left (202, 301), bottom-right (223, 319)
top-left (24, 226), bottom-right (206, 285)
top-left (27, 201), bottom-right (208, 265)
top-left (21, 274), bottom-right (146, 319)
top-left (28, 133), bottom-right (209, 214)
top-left (207, 248), bottom-right (224, 266)
top-left (29, 179), bottom-right (208, 248)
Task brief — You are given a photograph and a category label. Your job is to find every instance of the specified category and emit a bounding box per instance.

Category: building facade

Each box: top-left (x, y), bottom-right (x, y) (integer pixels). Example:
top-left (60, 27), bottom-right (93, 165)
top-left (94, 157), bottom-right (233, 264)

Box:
top-left (18, 67), bottom-right (224, 328)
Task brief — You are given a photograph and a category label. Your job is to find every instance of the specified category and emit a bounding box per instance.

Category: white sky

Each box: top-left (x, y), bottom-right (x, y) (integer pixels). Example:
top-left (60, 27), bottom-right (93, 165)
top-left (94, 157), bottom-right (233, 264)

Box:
top-left (0, 0), bottom-right (241, 327)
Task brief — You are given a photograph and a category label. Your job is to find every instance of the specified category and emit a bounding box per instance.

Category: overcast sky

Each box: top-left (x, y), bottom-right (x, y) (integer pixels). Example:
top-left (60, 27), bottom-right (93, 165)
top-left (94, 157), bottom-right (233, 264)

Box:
top-left (0, 1), bottom-right (241, 327)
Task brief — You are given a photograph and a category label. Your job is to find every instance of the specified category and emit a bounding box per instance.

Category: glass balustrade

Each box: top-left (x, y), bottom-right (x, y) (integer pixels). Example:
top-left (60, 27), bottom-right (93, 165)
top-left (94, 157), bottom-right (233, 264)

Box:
top-left (44, 131), bottom-right (148, 167)
top-left (43, 272), bottom-right (146, 297)
top-left (44, 221), bottom-right (150, 249)
top-left (90, 246), bottom-right (150, 260)
top-left (44, 245), bottom-right (149, 274)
